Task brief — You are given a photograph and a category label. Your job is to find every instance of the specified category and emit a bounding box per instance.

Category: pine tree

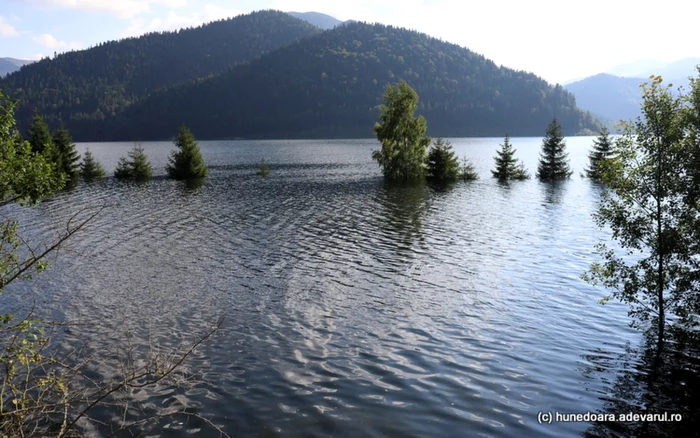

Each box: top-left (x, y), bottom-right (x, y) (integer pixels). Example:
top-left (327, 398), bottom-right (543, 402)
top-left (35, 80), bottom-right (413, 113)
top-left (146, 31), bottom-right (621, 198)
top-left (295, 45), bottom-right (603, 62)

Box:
top-left (52, 124), bottom-right (81, 186)
top-left (166, 125), bottom-right (207, 180)
top-left (115, 144), bottom-right (153, 181)
top-left (584, 127), bottom-right (614, 181)
top-left (80, 148), bottom-right (106, 182)
top-left (460, 156), bottom-right (479, 181)
top-left (492, 134), bottom-right (530, 181)
top-left (26, 111), bottom-right (53, 156)
top-left (537, 119), bottom-right (572, 181)
top-left (427, 137), bottom-right (460, 181)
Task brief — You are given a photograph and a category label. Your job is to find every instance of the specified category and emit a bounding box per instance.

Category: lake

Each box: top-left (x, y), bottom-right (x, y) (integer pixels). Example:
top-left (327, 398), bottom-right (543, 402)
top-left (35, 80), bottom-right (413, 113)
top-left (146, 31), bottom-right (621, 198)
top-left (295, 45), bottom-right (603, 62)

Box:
top-left (4, 137), bottom-right (697, 437)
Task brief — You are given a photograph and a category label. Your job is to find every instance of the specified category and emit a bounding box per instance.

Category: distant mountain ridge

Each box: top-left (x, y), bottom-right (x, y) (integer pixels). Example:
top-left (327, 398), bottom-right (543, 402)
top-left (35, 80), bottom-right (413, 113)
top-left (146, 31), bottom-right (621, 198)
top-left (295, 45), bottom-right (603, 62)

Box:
top-left (0, 57), bottom-right (33, 76)
top-left (287, 12), bottom-right (344, 29)
top-left (565, 73), bottom-right (644, 124)
top-left (566, 58), bottom-right (700, 125)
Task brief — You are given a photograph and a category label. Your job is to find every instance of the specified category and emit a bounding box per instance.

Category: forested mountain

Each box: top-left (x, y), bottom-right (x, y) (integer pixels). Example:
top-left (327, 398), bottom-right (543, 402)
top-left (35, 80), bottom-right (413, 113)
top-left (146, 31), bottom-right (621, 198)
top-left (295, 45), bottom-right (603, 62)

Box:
top-left (84, 22), bottom-right (599, 141)
top-left (0, 58), bottom-right (32, 77)
top-left (287, 12), bottom-right (344, 29)
top-left (565, 73), bottom-right (643, 124)
top-left (0, 10), bottom-right (319, 131)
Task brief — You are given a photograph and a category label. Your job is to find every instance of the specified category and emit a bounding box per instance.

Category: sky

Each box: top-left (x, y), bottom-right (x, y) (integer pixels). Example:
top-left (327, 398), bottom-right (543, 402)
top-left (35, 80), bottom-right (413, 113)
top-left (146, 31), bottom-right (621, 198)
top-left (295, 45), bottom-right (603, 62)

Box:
top-left (0, 0), bottom-right (697, 84)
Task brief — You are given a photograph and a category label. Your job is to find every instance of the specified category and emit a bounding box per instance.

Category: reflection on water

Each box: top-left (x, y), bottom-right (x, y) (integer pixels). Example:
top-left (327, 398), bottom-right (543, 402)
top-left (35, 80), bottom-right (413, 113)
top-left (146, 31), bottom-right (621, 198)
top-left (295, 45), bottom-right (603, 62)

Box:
top-left (2, 137), bottom-right (697, 437)
top-left (584, 330), bottom-right (700, 438)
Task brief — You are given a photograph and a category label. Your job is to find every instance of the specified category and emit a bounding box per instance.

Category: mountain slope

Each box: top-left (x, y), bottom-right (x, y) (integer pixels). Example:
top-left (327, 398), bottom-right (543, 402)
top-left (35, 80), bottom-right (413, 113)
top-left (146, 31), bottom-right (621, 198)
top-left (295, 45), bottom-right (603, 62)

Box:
top-left (0, 10), bottom-right (319, 131)
top-left (88, 21), bottom-right (598, 141)
top-left (565, 73), bottom-right (643, 123)
top-left (288, 12), bottom-right (343, 29)
top-left (0, 59), bottom-right (18, 77)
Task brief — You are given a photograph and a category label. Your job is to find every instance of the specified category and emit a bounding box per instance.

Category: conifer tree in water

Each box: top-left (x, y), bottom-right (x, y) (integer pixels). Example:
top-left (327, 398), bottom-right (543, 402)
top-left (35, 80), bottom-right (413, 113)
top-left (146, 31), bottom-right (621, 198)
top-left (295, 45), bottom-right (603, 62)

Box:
top-left (80, 148), bottom-right (106, 182)
top-left (115, 144), bottom-right (153, 181)
top-left (372, 81), bottom-right (431, 180)
top-left (492, 134), bottom-right (529, 181)
top-left (537, 119), bottom-right (572, 181)
top-left (256, 158), bottom-right (270, 177)
top-left (427, 137), bottom-right (460, 182)
top-left (460, 156), bottom-right (479, 181)
top-left (584, 127), bottom-right (614, 181)
top-left (52, 124), bottom-right (81, 186)
top-left (166, 125), bottom-right (207, 180)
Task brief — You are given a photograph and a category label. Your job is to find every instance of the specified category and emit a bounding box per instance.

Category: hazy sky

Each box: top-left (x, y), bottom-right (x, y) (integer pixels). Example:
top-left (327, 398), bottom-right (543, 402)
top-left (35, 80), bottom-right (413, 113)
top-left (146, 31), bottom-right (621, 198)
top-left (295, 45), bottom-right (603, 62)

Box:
top-left (0, 0), bottom-right (697, 84)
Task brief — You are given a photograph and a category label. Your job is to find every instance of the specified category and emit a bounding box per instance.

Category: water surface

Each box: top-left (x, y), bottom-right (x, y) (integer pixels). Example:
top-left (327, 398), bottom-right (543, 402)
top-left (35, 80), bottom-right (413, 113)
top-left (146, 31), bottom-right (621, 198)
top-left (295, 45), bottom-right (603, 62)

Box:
top-left (6, 137), bottom-right (694, 437)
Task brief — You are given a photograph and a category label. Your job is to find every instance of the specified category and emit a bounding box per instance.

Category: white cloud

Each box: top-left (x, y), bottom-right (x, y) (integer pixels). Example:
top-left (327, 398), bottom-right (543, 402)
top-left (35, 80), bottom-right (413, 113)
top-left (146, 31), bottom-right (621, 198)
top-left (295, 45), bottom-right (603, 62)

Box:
top-left (123, 3), bottom-right (243, 37)
top-left (33, 33), bottom-right (81, 50)
top-left (0, 16), bottom-right (19, 36)
top-left (28, 0), bottom-right (188, 19)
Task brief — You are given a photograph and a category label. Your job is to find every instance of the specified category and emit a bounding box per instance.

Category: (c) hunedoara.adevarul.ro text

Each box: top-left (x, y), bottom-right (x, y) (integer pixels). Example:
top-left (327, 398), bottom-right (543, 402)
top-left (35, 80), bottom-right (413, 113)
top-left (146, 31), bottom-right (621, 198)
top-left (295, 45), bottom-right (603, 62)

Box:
top-left (537, 411), bottom-right (683, 424)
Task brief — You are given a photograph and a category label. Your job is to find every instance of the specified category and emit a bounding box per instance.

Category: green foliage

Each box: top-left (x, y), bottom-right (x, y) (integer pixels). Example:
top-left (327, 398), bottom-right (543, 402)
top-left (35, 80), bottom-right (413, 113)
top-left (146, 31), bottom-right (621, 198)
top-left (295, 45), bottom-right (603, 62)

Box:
top-left (80, 148), bottom-right (106, 182)
top-left (256, 158), bottom-right (270, 177)
top-left (1, 92), bottom-right (65, 205)
top-left (459, 156), bottom-right (479, 181)
top-left (372, 81), bottom-right (431, 180)
top-left (492, 134), bottom-right (530, 181)
top-left (584, 127), bottom-right (615, 181)
top-left (427, 137), bottom-right (460, 181)
top-left (52, 124), bottom-right (81, 186)
top-left (115, 144), bottom-right (153, 181)
top-left (166, 125), bottom-right (207, 180)
top-left (583, 74), bottom-right (700, 339)
top-left (537, 119), bottom-right (573, 181)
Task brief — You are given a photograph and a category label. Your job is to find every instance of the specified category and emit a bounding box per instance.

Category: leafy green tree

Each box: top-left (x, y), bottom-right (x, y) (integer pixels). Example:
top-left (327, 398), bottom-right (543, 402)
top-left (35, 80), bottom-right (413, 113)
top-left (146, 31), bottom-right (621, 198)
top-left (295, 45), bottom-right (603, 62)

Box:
top-left (115, 144), bottom-right (153, 181)
top-left (372, 81), bottom-right (431, 180)
top-left (537, 119), bottom-right (573, 181)
top-left (459, 156), bottom-right (479, 181)
top-left (80, 148), bottom-right (106, 182)
top-left (256, 158), bottom-right (270, 177)
top-left (427, 137), bottom-right (460, 181)
top-left (492, 134), bottom-right (529, 181)
top-left (1, 93), bottom-right (64, 205)
top-left (166, 125), bottom-right (207, 180)
top-left (53, 124), bottom-right (81, 186)
top-left (584, 127), bottom-right (615, 181)
top-left (583, 76), bottom-right (698, 341)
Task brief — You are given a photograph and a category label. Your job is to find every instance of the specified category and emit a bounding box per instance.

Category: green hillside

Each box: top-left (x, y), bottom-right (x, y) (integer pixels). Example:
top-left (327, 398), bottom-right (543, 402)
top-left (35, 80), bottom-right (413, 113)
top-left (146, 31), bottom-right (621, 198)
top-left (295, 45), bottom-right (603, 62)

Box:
top-left (0, 10), bottom-right (319, 132)
top-left (89, 21), bottom-right (598, 141)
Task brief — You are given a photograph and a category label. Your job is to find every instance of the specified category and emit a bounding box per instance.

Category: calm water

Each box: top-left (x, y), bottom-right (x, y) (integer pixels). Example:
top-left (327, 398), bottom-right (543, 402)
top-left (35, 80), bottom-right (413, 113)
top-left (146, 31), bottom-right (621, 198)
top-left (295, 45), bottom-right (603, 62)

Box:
top-left (4, 137), bottom-right (698, 437)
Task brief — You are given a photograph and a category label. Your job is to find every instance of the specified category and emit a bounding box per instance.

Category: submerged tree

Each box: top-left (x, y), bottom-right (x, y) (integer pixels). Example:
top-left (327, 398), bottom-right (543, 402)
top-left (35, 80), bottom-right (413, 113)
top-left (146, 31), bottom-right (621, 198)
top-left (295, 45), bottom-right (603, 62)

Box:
top-left (256, 158), bottom-right (270, 177)
top-left (115, 144), bottom-right (153, 181)
top-left (427, 137), bottom-right (460, 182)
top-left (583, 75), bottom-right (700, 342)
top-left (372, 81), bottom-right (431, 180)
top-left (166, 125), bottom-right (207, 180)
top-left (459, 156), bottom-right (479, 181)
top-left (53, 124), bottom-right (81, 186)
top-left (492, 134), bottom-right (529, 181)
top-left (584, 127), bottom-right (615, 181)
top-left (80, 148), bottom-right (106, 182)
top-left (537, 119), bottom-right (572, 181)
